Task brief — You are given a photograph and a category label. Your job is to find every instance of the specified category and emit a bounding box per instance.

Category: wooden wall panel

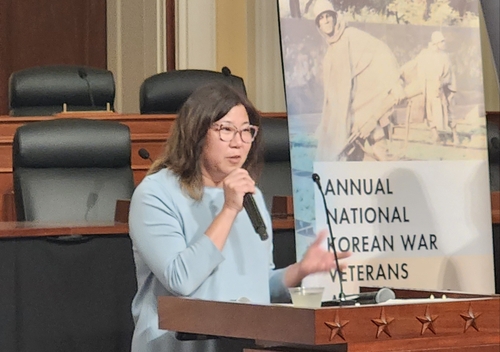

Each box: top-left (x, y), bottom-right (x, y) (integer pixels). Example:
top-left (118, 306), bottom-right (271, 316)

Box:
top-left (0, 0), bottom-right (107, 115)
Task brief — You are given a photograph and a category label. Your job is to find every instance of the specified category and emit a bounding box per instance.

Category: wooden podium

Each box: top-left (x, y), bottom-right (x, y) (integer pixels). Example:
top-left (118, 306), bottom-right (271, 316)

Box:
top-left (158, 287), bottom-right (500, 352)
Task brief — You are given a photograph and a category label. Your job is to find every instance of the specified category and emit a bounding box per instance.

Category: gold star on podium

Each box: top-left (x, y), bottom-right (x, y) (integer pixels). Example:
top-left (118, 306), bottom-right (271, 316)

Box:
top-left (371, 307), bottom-right (395, 338)
top-left (460, 303), bottom-right (482, 333)
top-left (416, 305), bottom-right (439, 335)
top-left (324, 312), bottom-right (349, 341)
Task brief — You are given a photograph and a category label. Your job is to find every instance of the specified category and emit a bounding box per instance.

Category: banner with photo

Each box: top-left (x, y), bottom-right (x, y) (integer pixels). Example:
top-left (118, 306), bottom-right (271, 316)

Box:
top-left (277, 0), bottom-right (495, 298)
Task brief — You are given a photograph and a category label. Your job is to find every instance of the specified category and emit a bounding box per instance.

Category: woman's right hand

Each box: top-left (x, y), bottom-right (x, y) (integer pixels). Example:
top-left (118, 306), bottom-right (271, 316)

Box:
top-left (222, 168), bottom-right (256, 213)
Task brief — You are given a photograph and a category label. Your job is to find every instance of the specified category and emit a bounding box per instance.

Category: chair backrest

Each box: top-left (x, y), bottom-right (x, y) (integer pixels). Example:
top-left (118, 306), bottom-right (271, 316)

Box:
top-left (12, 118), bottom-right (134, 222)
top-left (139, 68), bottom-right (246, 114)
top-left (488, 121), bottom-right (500, 188)
top-left (258, 117), bottom-right (293, 213)
top-left (9, 65), bottom-right (115, 116)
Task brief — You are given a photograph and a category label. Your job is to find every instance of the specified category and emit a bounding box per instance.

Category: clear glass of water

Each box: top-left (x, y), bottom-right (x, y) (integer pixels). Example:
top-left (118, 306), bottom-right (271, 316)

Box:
top-left (288, 287), bottom-right (324, 308)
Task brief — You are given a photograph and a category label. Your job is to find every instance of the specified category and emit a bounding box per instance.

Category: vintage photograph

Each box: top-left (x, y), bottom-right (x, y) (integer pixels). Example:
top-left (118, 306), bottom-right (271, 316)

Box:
top-left (279, 0), bottom-right (487, 163)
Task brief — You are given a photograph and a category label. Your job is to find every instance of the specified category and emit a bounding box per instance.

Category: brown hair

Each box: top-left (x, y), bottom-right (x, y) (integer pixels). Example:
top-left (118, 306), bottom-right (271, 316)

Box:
top-left (148, 82), bottom-right (263, 200)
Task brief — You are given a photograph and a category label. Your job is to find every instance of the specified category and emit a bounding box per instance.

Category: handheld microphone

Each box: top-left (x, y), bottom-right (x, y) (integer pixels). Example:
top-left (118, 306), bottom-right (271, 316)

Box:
top-left (138, 148), bottom-right (153, 162)
top-left (312, 173), bottom-right (353, 306)
top-left (77, 68), bottom-right (96, 107)
top-left (243, 193), bottom-right (268, 241)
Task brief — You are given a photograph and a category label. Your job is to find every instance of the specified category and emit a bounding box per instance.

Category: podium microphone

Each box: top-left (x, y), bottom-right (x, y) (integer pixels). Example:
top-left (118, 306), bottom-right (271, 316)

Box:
top-left (221, 66), bottom-right (231, 76)
top-left (138, 148), bottom-right (153, 163)
top-left (345, 287), bottom-right (396, 304)
top-left (312, 173), bottom-right (354, 306)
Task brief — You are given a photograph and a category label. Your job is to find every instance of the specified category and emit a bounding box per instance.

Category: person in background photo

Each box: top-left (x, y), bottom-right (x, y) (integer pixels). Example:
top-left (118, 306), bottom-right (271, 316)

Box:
top-left (401, 31), bottom-right (458, 146)
top-left (313, 0), bottom-right (405, 162)
top-left (128, 82), bottom-right (350, 352)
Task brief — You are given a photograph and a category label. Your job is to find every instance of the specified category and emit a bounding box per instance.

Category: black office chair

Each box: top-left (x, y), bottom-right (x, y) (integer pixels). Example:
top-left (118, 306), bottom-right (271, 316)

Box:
top-left (8, 117), bottom-right (137, 352)
top-left (139, 67), bottom-right (246, 114)
top-left (12, 118), bottom-right (134, 222)
top-left (9, 65), bottom-right (115, 116)
top-left (258, 117), bottom-right (294, 268)
top-left (258, 117), bottom-right (293, 213)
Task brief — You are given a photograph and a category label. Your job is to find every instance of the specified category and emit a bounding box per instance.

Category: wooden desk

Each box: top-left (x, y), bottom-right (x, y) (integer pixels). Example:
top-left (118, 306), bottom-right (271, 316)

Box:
top-left (0, 220), bottom-right (128, 238)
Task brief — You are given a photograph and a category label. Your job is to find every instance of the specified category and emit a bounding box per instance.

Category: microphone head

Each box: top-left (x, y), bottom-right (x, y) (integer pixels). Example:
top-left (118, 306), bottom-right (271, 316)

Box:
top-left (138, 148), bottom-right (150, 160)
top-left (312, 173), bottom-right (320, 183)
top-left (221, 66), bottom-right (231, 76)
top-left (77, 68), bottom-right (88, 79)
top-left (374, 287), bottom-right (396, 303)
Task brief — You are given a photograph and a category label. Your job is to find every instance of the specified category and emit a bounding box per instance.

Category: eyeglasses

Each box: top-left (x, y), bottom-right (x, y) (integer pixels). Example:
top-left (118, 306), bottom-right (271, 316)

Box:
top-left (211, 122), bottom-right (259, 144)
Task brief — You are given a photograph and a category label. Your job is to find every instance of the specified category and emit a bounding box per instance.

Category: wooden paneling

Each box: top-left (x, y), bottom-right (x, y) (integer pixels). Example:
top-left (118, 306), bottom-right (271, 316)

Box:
top-left (166, 0), bottom-right (176, 71)
top-left (0, 0), bottom-right (107, 115)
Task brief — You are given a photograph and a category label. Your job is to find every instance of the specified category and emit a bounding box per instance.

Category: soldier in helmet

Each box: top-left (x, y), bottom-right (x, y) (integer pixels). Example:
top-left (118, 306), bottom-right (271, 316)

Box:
top-left (313, 0), bottom-right (405, 161)
top-left (401, 31), bottom-right (457, 145)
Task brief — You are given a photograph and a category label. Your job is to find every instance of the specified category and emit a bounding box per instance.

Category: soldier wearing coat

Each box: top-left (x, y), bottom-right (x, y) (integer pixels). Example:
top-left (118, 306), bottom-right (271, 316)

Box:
top-left (401, 31), bottom-right (457, 145)
top-left (313, 0), bottom-right (405, 161)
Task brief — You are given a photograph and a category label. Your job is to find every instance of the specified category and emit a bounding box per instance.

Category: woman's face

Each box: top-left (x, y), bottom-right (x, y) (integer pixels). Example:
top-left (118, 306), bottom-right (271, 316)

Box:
top-left (318, 12), bottom-right (336, 37)
top-left (200, 104), bottom-right (254, 186)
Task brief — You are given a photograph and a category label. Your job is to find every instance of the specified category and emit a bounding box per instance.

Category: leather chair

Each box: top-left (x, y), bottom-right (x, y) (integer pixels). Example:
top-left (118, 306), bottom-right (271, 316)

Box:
top-left (258, 117), bottom-right (295, 269)
top-left (9, 65), bottom-right (115, 116)
top-left (9, 118), bottom-right (137, 351)
top-left (258, 117), bottom-right (293, 213)
top-left (139, 67), bottom-right (246, 114)
top-left (12, 118), bottom-right (134, 222)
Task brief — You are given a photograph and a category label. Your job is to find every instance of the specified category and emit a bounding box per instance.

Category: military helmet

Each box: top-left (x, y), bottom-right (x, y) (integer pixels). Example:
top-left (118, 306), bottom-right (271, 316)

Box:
top-left (313, 0), bottom-right (336, 22)
top-left (431, 31), bottom-right (445, 44)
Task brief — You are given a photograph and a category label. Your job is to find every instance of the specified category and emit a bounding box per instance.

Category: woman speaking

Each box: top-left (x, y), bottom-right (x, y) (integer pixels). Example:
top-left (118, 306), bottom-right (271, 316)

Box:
top-left (128, 82), bottom-right (350, 351)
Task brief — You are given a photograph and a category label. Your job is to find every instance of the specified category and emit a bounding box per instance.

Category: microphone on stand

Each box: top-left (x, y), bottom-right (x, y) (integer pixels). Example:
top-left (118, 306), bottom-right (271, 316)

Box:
top-left (344, 287), bottom-right (396, 305)
top-left (243, 193), bottom-right (268, 241)
top-left (312, 173), bottom-right (396, 306)
top-left (138, 148), bottom-right (153, 163)
top-left (312, 173), bottom-right (354, 306)
top-left (77, 68), bottom-right (96, 107)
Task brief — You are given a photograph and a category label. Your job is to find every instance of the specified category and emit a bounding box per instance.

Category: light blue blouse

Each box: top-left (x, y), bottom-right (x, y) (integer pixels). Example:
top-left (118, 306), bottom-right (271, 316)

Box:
top-left (128, 168), bottom-right (289, 352)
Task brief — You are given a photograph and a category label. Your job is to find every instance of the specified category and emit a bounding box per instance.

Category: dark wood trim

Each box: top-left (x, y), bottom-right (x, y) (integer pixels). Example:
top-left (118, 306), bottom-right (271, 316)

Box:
top-left (166, 0), bottom-right (176, 71)
top-left (0, 221), bottom-right (128, 239)
top-left (487, 111), bottom-right (500, 124)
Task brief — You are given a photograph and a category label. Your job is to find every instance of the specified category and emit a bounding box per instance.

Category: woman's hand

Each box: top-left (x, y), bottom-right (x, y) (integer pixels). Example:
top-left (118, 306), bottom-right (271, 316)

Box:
top-left (221, 168), bottom-right (255, 213)
top-left (284, 230), bottom-right (351, 287)
top-left (205, 169), bottom-right (255, 250)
